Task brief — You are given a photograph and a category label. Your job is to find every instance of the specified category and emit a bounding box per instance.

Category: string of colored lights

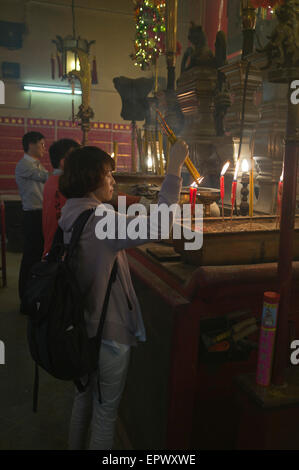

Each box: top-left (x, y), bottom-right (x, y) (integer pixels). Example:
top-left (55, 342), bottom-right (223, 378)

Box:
top-left (130, 1), bottom-right (166, 70)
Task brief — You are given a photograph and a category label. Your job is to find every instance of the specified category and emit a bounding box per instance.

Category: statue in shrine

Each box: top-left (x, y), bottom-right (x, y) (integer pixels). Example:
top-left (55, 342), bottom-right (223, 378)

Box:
top-left (180, 22), bottom-right (215, 73)
top-left (260, 0), bottom-right (299, 68)
top-left (180, 24), bottom-right (231, 137)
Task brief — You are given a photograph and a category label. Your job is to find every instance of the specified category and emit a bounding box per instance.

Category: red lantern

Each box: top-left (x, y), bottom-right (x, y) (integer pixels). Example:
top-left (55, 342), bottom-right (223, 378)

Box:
top-left (176, 41), bottom-right (182, 57)
top-left (56, 52), bottom-right (63, 78)
top-left (51, 54), bottom-right (55, 80)
top-left (250, 0), bottom-right (284, 8)
top-left (91, 57), bottom-right (98, 85)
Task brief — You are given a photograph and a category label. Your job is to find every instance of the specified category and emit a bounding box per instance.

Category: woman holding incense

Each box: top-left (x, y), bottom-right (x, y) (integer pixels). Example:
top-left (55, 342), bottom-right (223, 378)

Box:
top-left (58, 139), bottom-right (188, 450)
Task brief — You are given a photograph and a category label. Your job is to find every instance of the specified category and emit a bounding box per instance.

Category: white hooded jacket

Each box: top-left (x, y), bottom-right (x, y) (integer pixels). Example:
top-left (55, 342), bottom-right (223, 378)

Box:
top-left (58, 174), bottom-right (182, 345)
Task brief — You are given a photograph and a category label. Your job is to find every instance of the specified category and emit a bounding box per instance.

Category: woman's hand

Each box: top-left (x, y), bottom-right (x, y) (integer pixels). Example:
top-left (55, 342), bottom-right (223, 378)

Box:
top-left (167, 139), bottom-right (189, 178)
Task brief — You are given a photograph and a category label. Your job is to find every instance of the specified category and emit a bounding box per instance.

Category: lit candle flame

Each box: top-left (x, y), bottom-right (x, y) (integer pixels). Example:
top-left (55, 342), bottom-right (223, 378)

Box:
top-left (221, 161), bottom-right (230, 176)
top-left (147, 156), bottom-right (153, 171)
top-left (190, 181), bottom-right (198, 188)
top-left (196, 176), bottom-right (204, 186)
top-left (280, 168), bottom-right (284, 182)
top-left (241, 158), bottom-right (249, 173)
top-left (233, 160), bottom-right (240, 181)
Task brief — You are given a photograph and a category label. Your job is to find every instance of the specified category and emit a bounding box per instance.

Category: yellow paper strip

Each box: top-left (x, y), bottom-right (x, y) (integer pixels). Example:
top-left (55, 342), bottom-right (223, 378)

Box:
top-left (156, 110), bottom-right (202, 183)
top-left (166, 138), bottom-right (171, 171)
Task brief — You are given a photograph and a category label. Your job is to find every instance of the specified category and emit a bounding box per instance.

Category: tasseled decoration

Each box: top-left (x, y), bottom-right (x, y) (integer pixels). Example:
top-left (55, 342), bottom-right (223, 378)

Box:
top-left (57, 52), bottom-right (63, 78)
top-left (176, 41), bottom-right (182, 57)
top-left (51, 54), bottom-right (55, 79)
top-left (71, 80), bottom-right (75, 123)
top-left (91, 56), bottom-right (98, 84)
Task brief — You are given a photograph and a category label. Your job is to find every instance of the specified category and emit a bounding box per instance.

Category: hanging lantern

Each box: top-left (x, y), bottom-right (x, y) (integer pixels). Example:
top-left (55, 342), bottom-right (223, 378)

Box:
top-left (51, 0), bottom-right (96, 145)
top-left (52, 36), bottom-right (91, 78)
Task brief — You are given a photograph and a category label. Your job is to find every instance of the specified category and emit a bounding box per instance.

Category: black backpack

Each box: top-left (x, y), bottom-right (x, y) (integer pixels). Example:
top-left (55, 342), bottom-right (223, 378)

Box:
top-left (24, 208), bottom-right (117, 411)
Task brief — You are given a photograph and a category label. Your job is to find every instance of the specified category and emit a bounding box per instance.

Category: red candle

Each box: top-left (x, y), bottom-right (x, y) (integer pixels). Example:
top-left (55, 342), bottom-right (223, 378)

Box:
top-left (231, 160), bottom-right (240, 218)
top-left (220, 176), bottom-right (225, 200)
top-left (276, 170), bottom-right (284, 226)
top-left (192, 187), bottom-right (197, 212)
top-left (231, 181), bottom-right (237, 211)
top-left (277, 179), bottom-right (283, 208)
top-left (189, 187), bottom-right (194, 206)
top-left (189, 183), bottom-right (197, 213)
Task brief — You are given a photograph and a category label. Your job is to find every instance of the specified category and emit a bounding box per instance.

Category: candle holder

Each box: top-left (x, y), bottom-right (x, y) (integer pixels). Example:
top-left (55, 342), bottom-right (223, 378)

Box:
top-left (240, 172), bottom-right (250, 216)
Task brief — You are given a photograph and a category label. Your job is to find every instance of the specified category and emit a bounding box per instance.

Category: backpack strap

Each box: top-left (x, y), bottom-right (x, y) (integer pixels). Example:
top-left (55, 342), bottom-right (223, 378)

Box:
top-left (96, 259), bottom-right (118, 343)
top-left (46, 226), bottom-right (64, 261)
top-left (67, 208), bottom-right (95, 259)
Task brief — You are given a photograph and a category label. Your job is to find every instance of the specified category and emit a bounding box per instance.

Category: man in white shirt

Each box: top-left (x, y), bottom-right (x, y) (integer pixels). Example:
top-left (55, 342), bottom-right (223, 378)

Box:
top-left (15, 132), bottom-right (48, 314)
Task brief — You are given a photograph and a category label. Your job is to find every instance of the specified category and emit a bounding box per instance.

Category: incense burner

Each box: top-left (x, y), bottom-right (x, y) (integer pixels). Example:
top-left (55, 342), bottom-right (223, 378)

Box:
top-left (173, 215), bottom-right (299, 266)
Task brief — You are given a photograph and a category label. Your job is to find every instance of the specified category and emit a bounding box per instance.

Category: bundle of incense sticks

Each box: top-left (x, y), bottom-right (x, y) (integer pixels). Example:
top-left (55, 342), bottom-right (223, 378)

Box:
top-left (156, 109), bottom-right (203, 185)
top-left (150, 131), bottom-right (159, 174)
top-left (136, 128), bottom-right (146, 173)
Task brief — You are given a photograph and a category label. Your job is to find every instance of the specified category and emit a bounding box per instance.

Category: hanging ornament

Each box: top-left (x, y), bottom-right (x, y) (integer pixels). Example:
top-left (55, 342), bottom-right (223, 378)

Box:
top-left (71, 79), bottom-right (75, 123)
top-left (56, 52), bottom-right (63, 78)
top-left (176, 41), bottom-right (182, 57)
top-left (92, 56), bottom-right (98, 84)
top-left (130, 0), bottom-right (166, 70)
top-left (250, 0), bottom-right (284, 8)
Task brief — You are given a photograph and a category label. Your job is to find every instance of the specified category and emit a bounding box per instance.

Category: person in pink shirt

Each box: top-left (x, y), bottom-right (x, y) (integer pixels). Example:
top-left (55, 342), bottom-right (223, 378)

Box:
top-left (42, 139), bottom-right (80, 257)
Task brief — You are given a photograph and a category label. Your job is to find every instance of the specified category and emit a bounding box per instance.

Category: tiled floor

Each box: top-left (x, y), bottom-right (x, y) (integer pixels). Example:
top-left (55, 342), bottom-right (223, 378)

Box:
top-left (0, 252), bottom-right (75, 449)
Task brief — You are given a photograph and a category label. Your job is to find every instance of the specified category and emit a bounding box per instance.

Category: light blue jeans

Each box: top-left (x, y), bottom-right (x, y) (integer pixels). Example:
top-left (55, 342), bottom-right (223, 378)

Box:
top-left (68, 342), bottom-right (130, 450)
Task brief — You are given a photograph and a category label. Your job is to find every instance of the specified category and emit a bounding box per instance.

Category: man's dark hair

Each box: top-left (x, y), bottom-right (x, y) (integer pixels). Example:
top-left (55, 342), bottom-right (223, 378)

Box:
top-left (22, 132), bottom-right (45, 153)
top-left (49, 139), bottom-right (80, 169)
top-left (59, 146), bottom-right (115, 198)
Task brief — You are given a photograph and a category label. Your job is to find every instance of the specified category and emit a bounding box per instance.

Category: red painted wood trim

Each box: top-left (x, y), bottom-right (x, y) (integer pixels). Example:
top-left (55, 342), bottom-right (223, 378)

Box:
top-left (128, 251), bottom-right (198, 450)
top-left (128, 254), bottom-right (189, 308)
top-left (166, 304), bottom-right (200, 449)
top-left (127, 246), bottom-right (190, 298)
top-left (0, 201), bottom-right (7, 287)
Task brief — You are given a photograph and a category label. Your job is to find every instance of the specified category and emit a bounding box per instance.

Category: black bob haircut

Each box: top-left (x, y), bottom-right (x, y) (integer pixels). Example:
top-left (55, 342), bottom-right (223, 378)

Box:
top-left (22, 132), bottom-right (45, 153)
top-left (49, 139), bottom-right (80, 169)
top-left (59, 146), bottom-right (115, 198)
